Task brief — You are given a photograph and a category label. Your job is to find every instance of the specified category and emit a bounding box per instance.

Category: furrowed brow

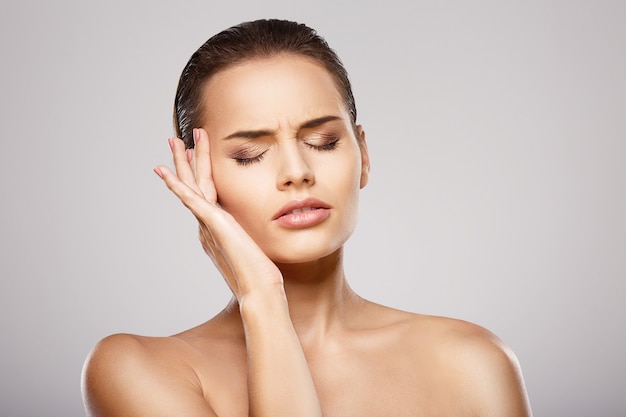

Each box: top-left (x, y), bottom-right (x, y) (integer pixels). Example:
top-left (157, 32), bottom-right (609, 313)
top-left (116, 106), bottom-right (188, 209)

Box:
top-left (222, 115), bottom-right (343, 140)
top-left (299, 115), bottom-right (342, 129)
top-left (223, 128), bottom-right (277, 140)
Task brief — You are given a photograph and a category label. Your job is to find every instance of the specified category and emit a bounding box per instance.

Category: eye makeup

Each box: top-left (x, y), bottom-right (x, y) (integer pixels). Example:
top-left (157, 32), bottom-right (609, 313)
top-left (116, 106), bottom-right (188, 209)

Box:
top-left (228, 130), bottom-right (343, 166)
top-left (303, 132), bottom-right (340, 151)
top-left (229, 143), bottom-right (269, 166)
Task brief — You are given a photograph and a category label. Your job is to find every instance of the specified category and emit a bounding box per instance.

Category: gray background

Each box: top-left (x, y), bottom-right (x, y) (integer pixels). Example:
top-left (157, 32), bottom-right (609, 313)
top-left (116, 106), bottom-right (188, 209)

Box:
top-left (1, 0), bottom-right (624, 416)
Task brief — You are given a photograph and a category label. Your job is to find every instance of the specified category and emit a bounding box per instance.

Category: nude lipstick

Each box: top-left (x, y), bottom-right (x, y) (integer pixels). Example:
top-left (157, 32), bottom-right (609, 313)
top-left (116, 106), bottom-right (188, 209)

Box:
top-left (272, 198), bottom-right (331, 229)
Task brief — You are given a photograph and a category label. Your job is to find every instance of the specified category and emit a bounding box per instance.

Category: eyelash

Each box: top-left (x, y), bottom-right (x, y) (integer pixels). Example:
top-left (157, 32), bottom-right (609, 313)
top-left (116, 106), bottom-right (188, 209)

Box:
top-left (305, 136), bottom-right (339, 151)
top-left (235, 151), bottom-right (267, 166)
top-left (232, 136), bottom-right (340, 166)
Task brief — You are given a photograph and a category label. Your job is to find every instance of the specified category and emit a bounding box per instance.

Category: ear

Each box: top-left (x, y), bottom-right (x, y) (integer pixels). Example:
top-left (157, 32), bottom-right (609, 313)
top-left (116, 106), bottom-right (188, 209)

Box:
top-left (356, 125), bottom-right (370, 189)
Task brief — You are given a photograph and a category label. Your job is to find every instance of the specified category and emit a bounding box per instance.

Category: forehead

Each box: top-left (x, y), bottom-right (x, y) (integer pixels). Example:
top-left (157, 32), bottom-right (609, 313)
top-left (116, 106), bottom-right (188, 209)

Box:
top-left (200, 55), bottom-right (348, 135)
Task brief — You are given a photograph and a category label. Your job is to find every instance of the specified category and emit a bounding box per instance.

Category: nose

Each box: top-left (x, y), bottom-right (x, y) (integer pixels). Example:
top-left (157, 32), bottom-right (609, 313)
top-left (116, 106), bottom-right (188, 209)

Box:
top-left (276, 142), bottom-right (315, 190)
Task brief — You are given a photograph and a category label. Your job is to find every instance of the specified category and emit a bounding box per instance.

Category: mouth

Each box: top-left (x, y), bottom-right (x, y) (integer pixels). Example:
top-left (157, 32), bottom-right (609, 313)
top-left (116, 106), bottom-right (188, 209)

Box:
top-left (272, 198), bottom-right (331, 219)
top-left (285, 207), bottom-right (316, 214)
top-left (272, 198), bottom-right (331, 228)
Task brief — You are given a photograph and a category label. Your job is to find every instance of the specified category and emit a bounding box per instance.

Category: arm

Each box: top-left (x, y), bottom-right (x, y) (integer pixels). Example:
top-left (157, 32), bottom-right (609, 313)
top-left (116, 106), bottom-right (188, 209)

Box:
top-left (155, 129), bottom-right (322, 417)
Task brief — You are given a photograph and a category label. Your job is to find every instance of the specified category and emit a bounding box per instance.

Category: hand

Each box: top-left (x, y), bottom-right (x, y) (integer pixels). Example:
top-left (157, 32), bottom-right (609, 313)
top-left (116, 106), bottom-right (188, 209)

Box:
top-left (153, 128), bottom-right (284, 301)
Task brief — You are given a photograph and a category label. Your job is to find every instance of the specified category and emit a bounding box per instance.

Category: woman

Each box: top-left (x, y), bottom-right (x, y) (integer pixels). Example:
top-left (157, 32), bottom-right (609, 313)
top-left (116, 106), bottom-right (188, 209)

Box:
top-left (82, 19), bottom-right (532, 416)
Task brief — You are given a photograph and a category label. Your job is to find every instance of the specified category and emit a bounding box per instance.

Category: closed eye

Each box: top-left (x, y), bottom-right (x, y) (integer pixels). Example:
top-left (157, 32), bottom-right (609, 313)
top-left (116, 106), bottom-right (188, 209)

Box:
top-left (304, 135), bottom-right (340, 151)
top-left (235, 153), bottom-right (266, 166)
top-left (230, 147), bottom-right (268, 166)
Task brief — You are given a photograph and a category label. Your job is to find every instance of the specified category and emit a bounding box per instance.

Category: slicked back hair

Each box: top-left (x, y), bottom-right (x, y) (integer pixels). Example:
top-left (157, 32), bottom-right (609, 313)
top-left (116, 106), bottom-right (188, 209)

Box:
top-left (173, 19), bottom-right (357, 148)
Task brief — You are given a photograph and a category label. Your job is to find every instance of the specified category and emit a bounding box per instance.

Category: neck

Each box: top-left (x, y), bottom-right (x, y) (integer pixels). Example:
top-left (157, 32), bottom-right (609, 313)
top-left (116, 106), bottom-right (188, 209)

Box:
top-left (227, 248), bottom-right (362, 345)
top-left (281, 248), bottom-right (357, 337)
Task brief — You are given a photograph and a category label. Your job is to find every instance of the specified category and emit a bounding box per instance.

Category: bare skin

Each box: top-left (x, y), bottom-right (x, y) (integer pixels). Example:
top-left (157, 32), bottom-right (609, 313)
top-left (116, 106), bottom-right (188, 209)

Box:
top-left (81, 56), bottom-right (532, 417)
top-left (83, 287), bottom-right (532, 416)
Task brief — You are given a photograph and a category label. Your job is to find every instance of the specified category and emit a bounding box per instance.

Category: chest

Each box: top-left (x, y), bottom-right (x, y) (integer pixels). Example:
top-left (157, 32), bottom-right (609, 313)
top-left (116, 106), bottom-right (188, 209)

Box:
top-left (310, 350), bottom-right (456, 417)
top-left (196, 344), bottom-right (458, 417)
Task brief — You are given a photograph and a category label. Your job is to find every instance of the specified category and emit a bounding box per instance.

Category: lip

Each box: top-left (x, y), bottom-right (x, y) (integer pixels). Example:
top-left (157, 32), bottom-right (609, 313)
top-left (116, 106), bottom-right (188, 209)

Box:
top-left (272, 197), bottom-right (331, 229)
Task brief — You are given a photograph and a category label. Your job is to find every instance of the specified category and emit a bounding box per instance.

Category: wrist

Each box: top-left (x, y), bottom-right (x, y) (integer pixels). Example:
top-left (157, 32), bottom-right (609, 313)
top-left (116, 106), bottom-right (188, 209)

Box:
top-left (238, 282), bottom-right (289, 321)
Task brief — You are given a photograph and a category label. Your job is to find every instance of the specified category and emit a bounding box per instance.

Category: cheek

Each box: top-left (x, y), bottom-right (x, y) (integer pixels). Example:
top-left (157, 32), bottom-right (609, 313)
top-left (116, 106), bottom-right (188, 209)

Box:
top-left (213, 168), bottom-right (247, 210)
top-left (324, 147), bottom-right (362, 193)
top-left (211, 162), bottom-right (268, 229)
top-left (211, 158), bottom-right (241, 204)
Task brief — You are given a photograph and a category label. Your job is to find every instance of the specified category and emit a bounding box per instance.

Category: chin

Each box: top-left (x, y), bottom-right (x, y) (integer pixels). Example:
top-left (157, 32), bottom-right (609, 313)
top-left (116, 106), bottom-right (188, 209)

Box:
top-left (262, 234), bottom-right (350, 265)
top-left (267, 246), bottom-right (337, 264)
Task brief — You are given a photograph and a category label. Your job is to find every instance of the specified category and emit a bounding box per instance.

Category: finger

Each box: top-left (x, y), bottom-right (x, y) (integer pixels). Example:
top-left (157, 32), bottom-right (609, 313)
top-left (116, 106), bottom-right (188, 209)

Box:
top-left (156, 164), bottom-right (235, 287)
top-left (154, 164), bottom-right (210, 215)
top-left (194, 128), bottom-right (218, 203)
top-left (195, 207), bottom-right (282, 294)
top-left (170, 137), bottom-right (201, 193)
top-left (157, 163), bottom-right (282, 297)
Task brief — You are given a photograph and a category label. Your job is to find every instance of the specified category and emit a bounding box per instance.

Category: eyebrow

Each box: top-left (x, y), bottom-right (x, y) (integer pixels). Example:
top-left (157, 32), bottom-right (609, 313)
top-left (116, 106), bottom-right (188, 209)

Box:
top-left (222, 115), bottom-right (343, 140)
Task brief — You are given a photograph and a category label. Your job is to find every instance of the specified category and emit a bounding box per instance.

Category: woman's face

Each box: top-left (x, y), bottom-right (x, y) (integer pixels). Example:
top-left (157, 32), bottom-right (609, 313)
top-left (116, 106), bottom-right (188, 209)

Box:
top-left (201, 55), bottom-right (369, 263)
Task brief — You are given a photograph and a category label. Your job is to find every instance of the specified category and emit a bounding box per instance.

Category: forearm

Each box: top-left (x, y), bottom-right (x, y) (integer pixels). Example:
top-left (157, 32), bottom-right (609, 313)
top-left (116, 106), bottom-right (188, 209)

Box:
top-left (239, 290), bottom-right (322, 417)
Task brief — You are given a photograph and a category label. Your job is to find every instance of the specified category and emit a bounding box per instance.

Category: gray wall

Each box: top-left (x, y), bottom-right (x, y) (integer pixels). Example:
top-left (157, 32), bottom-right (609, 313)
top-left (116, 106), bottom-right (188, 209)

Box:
top-left (1, 1), bottom-right (624, 416)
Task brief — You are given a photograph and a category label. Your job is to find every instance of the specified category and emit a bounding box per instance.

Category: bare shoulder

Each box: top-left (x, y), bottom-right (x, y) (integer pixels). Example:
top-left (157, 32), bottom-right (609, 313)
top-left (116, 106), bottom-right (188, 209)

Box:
top-left (402, 312), bottom-right (534, 417)
top-left (81, 333), bottom-right (216, 417)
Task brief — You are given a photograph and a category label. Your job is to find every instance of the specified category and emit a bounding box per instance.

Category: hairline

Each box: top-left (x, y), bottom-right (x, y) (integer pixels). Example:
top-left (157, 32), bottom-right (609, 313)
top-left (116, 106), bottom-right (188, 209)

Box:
top-left (195, 52), bottom-right (360, 138)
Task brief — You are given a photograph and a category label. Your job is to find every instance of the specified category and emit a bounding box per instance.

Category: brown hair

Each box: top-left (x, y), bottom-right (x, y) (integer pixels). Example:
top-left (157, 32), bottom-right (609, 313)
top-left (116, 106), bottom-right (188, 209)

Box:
top-left (173, 19), bottom-right (358, 148)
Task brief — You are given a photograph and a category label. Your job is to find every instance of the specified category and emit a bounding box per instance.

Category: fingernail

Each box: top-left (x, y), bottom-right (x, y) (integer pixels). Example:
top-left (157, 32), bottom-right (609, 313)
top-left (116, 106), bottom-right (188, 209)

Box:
top-left (168, 138), bottom-right (175, 152)
top-left (186, 149), bottom-right (193, 162)
top-left (153, 167), bottom-right (164, 179)
top-left (193, 128), bottom-right (199, 145)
